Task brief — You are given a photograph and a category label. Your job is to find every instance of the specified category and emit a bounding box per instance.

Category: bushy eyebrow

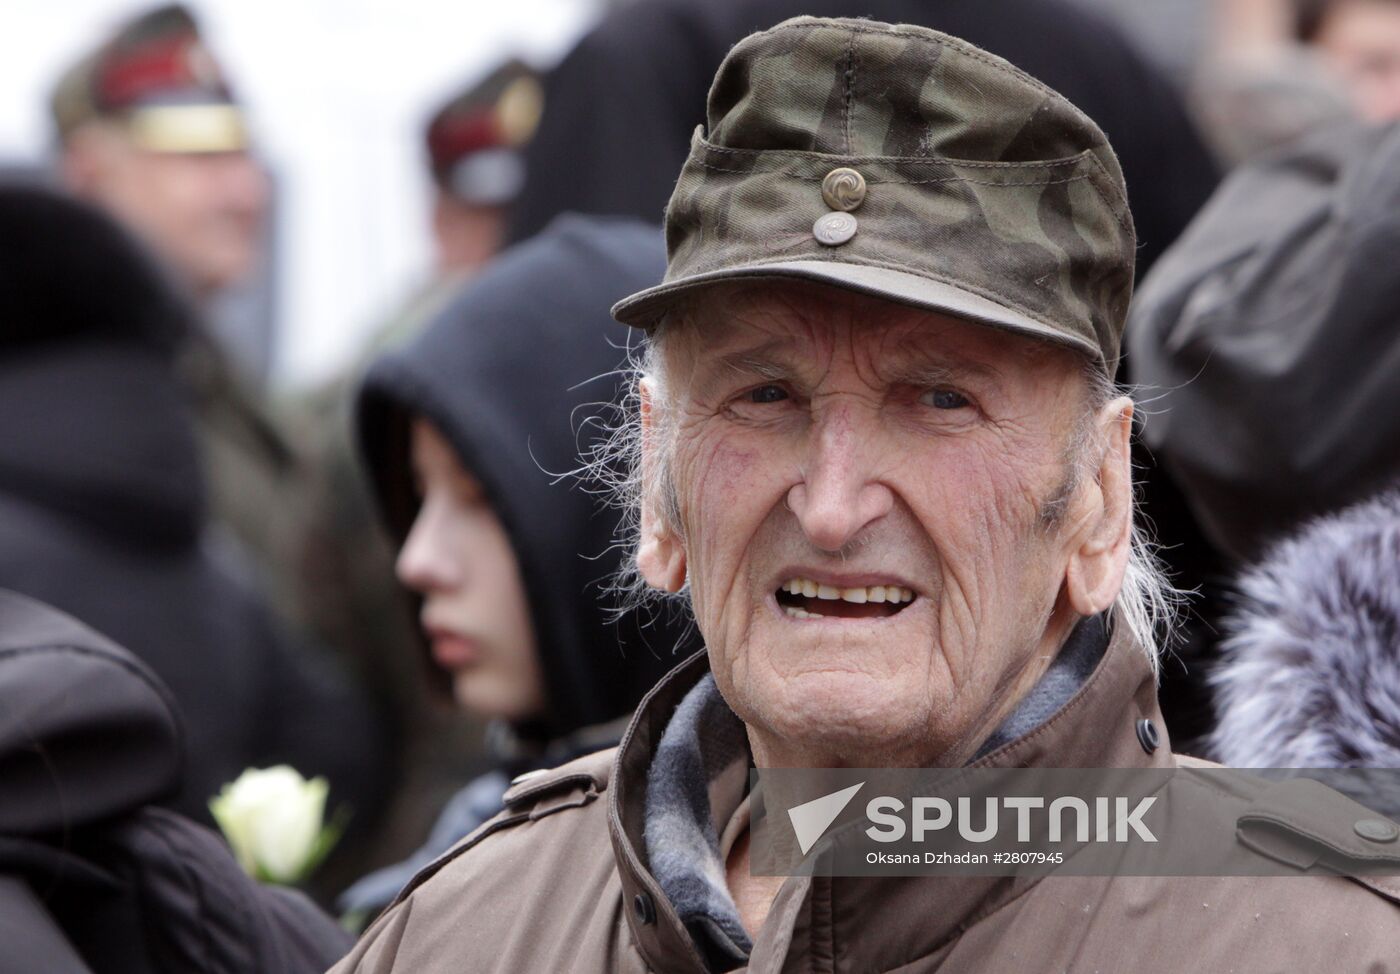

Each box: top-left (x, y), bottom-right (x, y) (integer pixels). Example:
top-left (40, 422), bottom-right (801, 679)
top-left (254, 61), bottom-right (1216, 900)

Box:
top-left (883, 360), bottom-right (1001, 388)
top-left (698, 342), bottom-right (799, 385)
top-left (695, 339), bottom-right (1006, 393)
top-left (722, 353), bottom-right (792, 381)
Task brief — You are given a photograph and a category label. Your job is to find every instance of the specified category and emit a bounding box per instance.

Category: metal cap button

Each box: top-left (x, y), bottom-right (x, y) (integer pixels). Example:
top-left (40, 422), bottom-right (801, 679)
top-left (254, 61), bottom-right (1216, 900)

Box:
top-left (1354, 818), bottom-right (1400, 843)
top-left (813, 211), bottom-right (858, 246)
top-left (821, 167), bottom-right (867, 211)
top-left (1135, 718), bottom-right (1160, 755)
top-left (633, 892), bottom-right (657, 925)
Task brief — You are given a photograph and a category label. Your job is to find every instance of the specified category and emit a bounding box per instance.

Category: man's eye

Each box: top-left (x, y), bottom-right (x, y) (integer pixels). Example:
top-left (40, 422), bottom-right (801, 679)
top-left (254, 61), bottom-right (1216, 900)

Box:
top-left (923, 389), bottom-right (970, 410)
top-left (747, 385), bottom-right (789, 404)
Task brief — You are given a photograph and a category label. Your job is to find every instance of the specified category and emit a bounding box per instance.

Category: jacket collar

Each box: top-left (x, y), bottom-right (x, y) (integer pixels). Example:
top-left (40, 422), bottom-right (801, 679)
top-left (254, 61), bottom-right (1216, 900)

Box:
top-left (608, 619), bottom-right (1173, 973)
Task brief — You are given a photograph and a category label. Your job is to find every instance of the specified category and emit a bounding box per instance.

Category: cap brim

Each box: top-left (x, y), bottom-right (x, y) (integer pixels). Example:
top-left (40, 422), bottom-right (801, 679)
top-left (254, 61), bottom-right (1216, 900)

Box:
top-left (611, 259), bottom-right (1099, 362)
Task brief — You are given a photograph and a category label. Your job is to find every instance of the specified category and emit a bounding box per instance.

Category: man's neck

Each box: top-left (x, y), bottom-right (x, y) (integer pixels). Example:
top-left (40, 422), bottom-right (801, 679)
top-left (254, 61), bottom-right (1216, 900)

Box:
top-left (724, 826), bottom-right (786, 939)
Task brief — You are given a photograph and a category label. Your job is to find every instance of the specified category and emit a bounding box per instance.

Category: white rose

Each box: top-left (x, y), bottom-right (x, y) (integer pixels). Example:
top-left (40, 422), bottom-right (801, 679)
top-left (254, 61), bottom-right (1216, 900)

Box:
top-left (210, 765), bottom-right (332, 884)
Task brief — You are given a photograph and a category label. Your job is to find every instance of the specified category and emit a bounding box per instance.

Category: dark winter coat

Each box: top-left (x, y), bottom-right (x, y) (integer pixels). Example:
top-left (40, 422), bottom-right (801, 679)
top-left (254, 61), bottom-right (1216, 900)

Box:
top-left (0, 588), bottom-right (350, 974)
top-left (0, 339), bottom-right (381, 827)
top-left (0, 187), bottom-right (385, 828)
top-left (1127, 121), bottom-right (1400, 564)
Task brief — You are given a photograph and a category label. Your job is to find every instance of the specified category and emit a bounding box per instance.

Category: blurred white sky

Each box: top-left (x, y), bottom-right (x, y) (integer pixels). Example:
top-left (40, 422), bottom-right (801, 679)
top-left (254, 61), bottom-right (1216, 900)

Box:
top-left (0, 0), bottom-right (600, 386)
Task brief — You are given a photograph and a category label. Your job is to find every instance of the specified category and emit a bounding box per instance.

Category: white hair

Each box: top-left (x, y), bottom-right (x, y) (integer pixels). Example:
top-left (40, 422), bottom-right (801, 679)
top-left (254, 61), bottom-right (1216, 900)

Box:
top-left (1075, 363), bottom-right (1182, 675)
top-left (584, 316), bottom-right (1181, 676)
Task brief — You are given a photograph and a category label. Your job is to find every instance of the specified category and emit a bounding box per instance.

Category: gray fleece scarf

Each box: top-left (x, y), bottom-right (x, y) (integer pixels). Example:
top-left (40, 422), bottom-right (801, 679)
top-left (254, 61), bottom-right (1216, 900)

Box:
top-left (643, 615), bottom-right (1109, 972)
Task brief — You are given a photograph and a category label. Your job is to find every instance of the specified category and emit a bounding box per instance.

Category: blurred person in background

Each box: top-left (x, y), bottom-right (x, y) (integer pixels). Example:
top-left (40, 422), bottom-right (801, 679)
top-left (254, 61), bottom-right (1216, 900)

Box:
top-left (47, 3), bottom-right (326, 662)
top-left (1127, 120), bottom-right (1400, 746)
top-left (1297, 0), bottom-right (1400, 120)
top-left (1194, 0), bottom-right (1400, 162)
top-left (337, 216), bottom-right (695, 925)
top-left (425, 58), bottom-right (543, 278)
top-left (371, 56), bottom-right (547, 342)
top-left (50, 3), bottom-right (267, 319)
top-left (328, 58), bottom-right (546, 360)
top-left (284, 56), bottom-right (547, 897)
top-left (0, 185), bottom-right (385, 866)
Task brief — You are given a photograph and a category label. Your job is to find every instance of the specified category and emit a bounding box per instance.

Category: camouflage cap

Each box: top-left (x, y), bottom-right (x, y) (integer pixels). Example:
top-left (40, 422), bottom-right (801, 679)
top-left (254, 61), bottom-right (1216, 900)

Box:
top-left (612, 16), bottom-right (1136, 371)
top-left (50, 4), bottom-right (248, 153)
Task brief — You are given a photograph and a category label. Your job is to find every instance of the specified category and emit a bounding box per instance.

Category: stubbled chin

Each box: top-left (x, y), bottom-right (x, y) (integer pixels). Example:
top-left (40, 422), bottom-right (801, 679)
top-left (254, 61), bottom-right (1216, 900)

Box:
top-left (730, 668), bottom-right (938, 764)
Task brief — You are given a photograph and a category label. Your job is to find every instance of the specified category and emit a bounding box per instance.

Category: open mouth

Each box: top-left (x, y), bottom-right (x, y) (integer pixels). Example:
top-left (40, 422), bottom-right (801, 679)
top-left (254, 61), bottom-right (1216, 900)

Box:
top-left (774, 576), bottom-right (917, 620)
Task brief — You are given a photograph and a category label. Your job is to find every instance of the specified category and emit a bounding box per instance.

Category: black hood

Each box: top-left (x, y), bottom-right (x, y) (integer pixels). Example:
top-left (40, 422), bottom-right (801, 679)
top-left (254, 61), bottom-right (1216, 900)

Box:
top-left (0, 185), bottom-right (189, 355)
top-left (0, 340), bottom-right (204, 550)
top-left (0, 184), bottom-right (203, 551)
top-left (0, 588), bottom-right (184, 835)
top-left (357, 215), bottom-right (692, 740)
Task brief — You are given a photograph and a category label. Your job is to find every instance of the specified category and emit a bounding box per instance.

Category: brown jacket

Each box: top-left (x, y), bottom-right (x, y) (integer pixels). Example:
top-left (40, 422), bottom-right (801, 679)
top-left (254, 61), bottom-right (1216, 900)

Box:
top-left (332, 624), bottom-right (1400, 972)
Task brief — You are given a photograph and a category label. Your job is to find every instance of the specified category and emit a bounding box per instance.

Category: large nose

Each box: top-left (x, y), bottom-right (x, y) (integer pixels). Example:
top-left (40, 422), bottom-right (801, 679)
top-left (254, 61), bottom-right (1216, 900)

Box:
top-left (395, 499), bottom-right (462, 595)
top-left (785, 404), bottom-right (894, 552)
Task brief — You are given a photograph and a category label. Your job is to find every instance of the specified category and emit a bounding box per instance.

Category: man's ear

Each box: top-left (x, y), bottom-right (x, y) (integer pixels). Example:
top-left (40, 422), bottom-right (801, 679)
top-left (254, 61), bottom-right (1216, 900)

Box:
top-left (1065, 397), bottom-right (1134, 617)
top-left (635, 377), bottom-right (686, 593)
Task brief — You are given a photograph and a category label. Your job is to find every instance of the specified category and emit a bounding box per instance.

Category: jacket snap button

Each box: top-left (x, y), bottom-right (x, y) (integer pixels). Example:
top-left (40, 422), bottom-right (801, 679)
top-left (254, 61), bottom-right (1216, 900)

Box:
top-left (633, 892), bottom-right (657, 925)
top-left (1354, 818), bottom-right (1399, 843)
top-left (1135, 718), bottom-right (1160, 754)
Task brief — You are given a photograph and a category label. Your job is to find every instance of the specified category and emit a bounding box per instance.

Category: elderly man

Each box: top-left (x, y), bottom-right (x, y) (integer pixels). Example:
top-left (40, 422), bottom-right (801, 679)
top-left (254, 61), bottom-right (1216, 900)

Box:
top-left (333, 17), bottom-right (1400, 973)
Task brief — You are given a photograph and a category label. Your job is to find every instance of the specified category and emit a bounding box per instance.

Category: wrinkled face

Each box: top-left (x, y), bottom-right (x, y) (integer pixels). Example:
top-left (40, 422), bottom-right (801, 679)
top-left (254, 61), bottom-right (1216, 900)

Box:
top-left (396, 417), bottom-right (546, 722)
top-left (1316, 0), bottom-right (1400, 121)
top-left (643, 283), bottom-right (1118, 767)
top-left (64, 126), bottom-right (268, 295)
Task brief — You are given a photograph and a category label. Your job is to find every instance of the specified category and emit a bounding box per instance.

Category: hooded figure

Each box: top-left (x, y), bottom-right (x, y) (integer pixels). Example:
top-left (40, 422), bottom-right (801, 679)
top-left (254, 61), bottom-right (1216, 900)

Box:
top-left (0, 185), bottom-right (385, 832)
top-left (340, 215), bottom-right (694, 917)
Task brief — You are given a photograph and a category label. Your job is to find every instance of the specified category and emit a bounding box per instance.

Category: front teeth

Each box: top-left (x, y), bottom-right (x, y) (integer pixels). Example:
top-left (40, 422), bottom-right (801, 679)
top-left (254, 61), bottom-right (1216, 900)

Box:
top-left (781, 578), bottom-right (915, 604)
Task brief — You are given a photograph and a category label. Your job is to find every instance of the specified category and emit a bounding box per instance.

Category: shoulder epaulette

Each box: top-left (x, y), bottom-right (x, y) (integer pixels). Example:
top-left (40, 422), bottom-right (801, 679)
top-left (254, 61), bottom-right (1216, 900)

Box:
top-left (501, 747), bottom-right (614, 817)
top-left (384, 748), bottom-right (616, 912)
top-left (1235, 776), bottom-right (1400, 904)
